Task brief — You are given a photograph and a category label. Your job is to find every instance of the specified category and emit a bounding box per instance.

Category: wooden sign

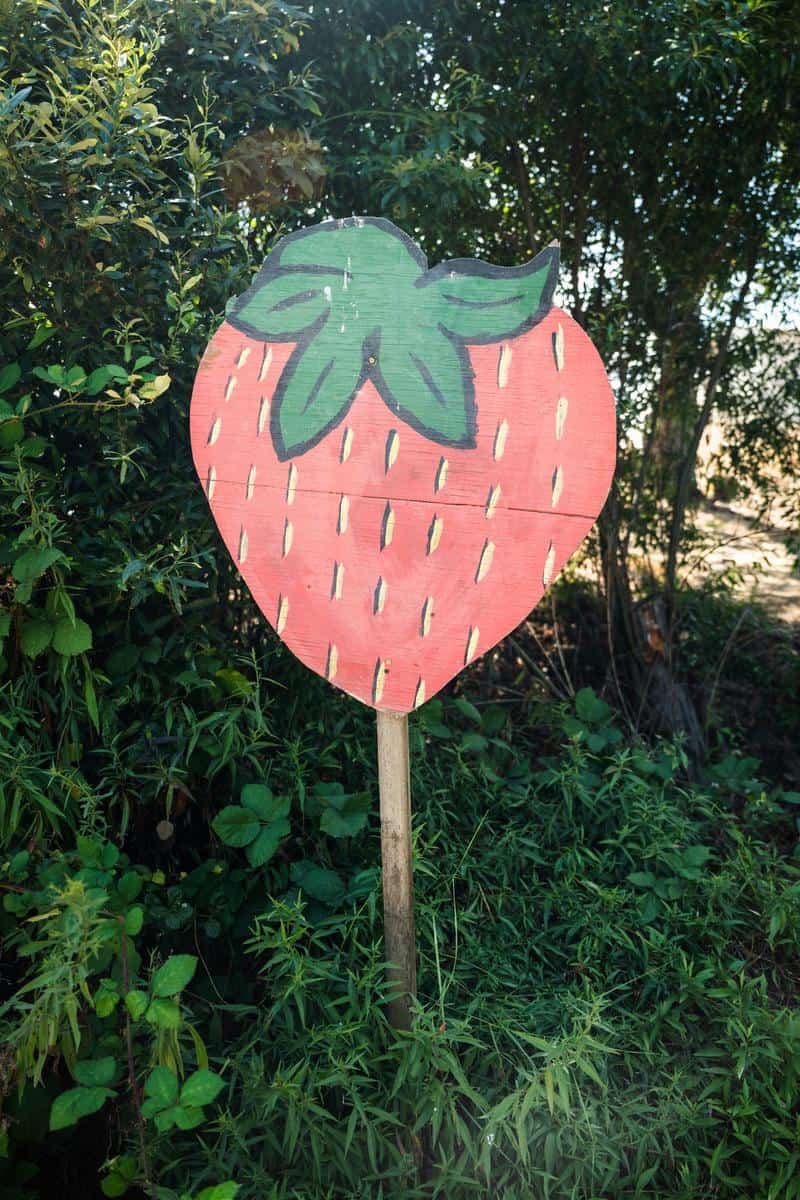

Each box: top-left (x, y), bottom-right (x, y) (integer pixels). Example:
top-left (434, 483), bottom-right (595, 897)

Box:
top-left (190, 217), bottom-right (615, 1028)
top-left (190, 217), bottom-right (615, 711)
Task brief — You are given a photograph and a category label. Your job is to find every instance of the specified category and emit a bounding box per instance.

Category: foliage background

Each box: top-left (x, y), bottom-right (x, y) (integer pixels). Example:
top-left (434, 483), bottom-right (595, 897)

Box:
top-left (0, 1), bottom-right (798, 1197)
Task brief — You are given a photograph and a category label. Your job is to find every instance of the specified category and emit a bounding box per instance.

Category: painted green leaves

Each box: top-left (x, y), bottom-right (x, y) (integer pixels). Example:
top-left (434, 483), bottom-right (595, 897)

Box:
top-left (227, 217), bottom-right (559, 459)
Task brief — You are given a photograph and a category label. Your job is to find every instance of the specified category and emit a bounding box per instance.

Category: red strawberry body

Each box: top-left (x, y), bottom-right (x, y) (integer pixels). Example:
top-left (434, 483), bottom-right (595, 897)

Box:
top-left (190, 300), bottom-right (615, 712)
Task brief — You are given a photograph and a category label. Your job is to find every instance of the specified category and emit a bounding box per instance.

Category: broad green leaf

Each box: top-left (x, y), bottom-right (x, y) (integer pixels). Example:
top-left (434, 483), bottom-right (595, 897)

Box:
top-left (125, 989), bottom-right (148, 1019)
top-left (240, 783), bottom-right (290, 823)
top-left (423, 247), bottom-right (558, 341)
top-left (20, 618), bottom-right (54, 658)
top-left (196, 1185), bottom-right (239, 1200)
top-left (152, 954), bottom-right (197, 997)
top-left (377, 324), bottom-right (475, 449)
top-left (124, 906), bottom-right (143, 935)
top-left (144, 1066), bottom-right (178, 1108)
top-left (117, 872), bottom-right (143, 903)
top-left (100, 1174), bottom-right (127, 1198)
top-left (245, 818), bottom-right (290, 867)
top-left (12, 546), bottom-right (62, 584)
top-left (319, 789), bottom-right (371, 839)
top-left (0, 363), bottom-right (21, 393)
top-left (180, 1069), bottom-right (225, 1107)
top-left (0, 612), bottom-right (11, 639)
top-left (50, 1086), bottom-right (114, 1131)
top-left (74, 1057), bottom-right (116, 1087)
top-left (272, 330), bottom-right (363, 460)
top-left (173, 1105), bottom-right (206, 1130)
top-left (52, 617), bottom-right (92, 656)
top-left (290, 863), bottom-right (346, 905)
top-left (212, 805), bottom-right (260, 847)
top-left (229, 269), bottom-right (332, 339)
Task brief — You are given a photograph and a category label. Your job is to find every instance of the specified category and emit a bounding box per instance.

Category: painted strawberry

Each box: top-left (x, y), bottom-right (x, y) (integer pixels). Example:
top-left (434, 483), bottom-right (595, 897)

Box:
top-left (190, 217), bottom-right (615, 712)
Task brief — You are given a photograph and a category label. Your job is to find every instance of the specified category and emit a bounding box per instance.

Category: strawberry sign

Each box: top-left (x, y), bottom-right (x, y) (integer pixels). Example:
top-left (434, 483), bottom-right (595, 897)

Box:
top-left (190, 217), bottom-right (615, 711)
top-left (190, 216), bottom-right (615, 1028)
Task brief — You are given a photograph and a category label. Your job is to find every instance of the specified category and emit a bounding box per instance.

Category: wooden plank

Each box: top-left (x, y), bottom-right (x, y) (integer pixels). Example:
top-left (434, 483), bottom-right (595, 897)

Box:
top-left (376, 710), bottom-right (415, 1031)
top-left (190, 217), bottom-right (616, 711)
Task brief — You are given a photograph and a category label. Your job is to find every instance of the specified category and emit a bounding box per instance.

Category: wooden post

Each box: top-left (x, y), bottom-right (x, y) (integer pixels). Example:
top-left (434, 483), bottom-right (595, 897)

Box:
top-left (376, 710), bottom-right (416, 1030)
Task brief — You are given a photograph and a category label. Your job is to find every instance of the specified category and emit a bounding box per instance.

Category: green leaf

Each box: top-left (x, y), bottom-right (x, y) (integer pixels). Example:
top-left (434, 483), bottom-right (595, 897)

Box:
top-left (574, 688), bottom-right (612, 725)
top-left (52, 617), bottom-right (92, 656)
top-left (118, 871), bottom-right (143, 903)
top-left (20, 618), bottom-right (55, 658)
top-left (196, 1185), bottom-right (239, 1200)
top-left (173, 1105), bottom-right (206, 1130)
top-left (74, 1057), bottom-right (116, 1087)
top-left (12, 546), bottom-right (62, 584)
top-left (271, 329), bottom-right (363, 461)
top-left (290, 863), bottom-right (346, 905)
top-left (0, 612), bottom-right (11, 639)
top-left (125, 989), bottom-right (148, 1019)
top-left (124, 906), bottom-right (144, 935)
top-left (422, 246), bottom-right (558, 341)
top-left (144, 1066), bottom-right (179, 1108)
top-left (229, 268), bottom-right (332, 339)
top-left (245, 818), bottom-right (290, 867)
top-left (151, 954), bottom-right (197, 997)
top-left (319, 789), bottom-right (371, 838)
top-left (0, 363), bottom-right (21, 394)
top-left (212, 806), bottom-right (260, 848)
top-left (50, 1086), bottom-right (114, 1131)
top-left (180, 1069), bottom-right (225, 1107)
top-left (240, 784), bottom-right (290, 823)
top-left (0, 418), bottom-right (24, 449)
top-left (100, 1174), bottom-right (127, 1198)
top-left (377, 323), bottom-right (475, 449)
top-left (681, 845), bottom-right (712, 868)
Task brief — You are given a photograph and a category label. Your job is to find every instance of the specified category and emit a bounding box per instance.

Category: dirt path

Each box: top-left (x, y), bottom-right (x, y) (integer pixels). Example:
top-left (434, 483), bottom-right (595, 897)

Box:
top-left (686, 500), bottom-right (800, 625)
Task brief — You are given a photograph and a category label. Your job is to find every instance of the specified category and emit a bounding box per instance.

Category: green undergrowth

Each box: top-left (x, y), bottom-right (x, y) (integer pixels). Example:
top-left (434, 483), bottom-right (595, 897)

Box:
top-left (4, 689), bottom-right (800, 1199)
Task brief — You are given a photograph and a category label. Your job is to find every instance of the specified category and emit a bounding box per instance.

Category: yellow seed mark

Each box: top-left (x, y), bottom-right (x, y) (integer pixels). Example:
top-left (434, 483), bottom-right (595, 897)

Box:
top-left (207, 416), bottom-right (222, 445)
top-left (420, 596), bottom-right (434, 637)
top-left (286, 463), bottom-right (298, 505)
top-left (372, 658), bottom-right (388, 704)
top-left (282, 519), bottom-right (293, 557)
top-left (276, 594), bottom-right (289, 635)
top-left (245, 464), bottom-right (256, 500)
top-left (373, 576), bottom-right (387, 614)
top-left (493, 418), bottom-right (509, 461)
top-left (426, 514), bottom-right (443, 555)
top-left (551, 465), bottom-right (564, 508)
top-left (224, 375), bottom-right (237, 402)
top-left (498, 342), bottom-right (513, 388)
top-left (337, 494), bottom-right (349, 535)
top-left (238, 525), bottom-right (248, 563)
top-left (331, 561), bottom-right (344, 600)
top-left (464, 626), bottom-right (480, 665)
top-left (553, 323), bottom-right (565, 371)
top-left (556, 395), bottom-right (568, 440)
top-left (258, 344), bottom-right (273, 382)
top-left (475, 539), bottom-right (495, 583)
top-left (381, 502), bottom-right (395, 550)
top-left (326, 643), bottom-right (338, 682)
top-left (413, 677), bottom-right (426, 708)
top-left (543, 541), bottom-right (556, 586)
top-left (434, 456), bottom-right (449, 493)
top-left (206, 464), bottom-right (216, 500)
top-left (385, 429), bottom-right (400, 473)
top-left (340, 426), bottom-right (353, 464)
top-left (485, 483), bottom-right (501, 519)
top-left (235, 346), bottom-right (251, 368)
top-left (257, 396), bottom-right (269, 436)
